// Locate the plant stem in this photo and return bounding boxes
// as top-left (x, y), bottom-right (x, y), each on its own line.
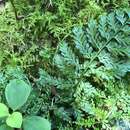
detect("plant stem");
top-left (9, 0), bottom-right (24, 20)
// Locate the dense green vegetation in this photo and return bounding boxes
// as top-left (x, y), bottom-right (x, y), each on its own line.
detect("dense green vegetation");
top-left (0, 0), bottom-right (130, 130)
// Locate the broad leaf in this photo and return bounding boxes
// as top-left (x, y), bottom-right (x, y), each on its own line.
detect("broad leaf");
top-left (23, 116), bottom-right (51, 130)
top-left (6, 112), bottom-right (22, 128)
top-left (0, 103), bottom-right (9, 118)
top-left (5, 79), bottom-right (31, 110)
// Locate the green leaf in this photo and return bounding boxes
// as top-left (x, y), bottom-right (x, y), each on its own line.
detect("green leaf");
top-left (5, 79), bottom-right (31, 110)
top-left (6, 112), bottom-right (22, 128)
top-left (0, 103), bottom-right (9, 118)
top-left (23, 116), bottom-right (51, 130)
top-left (0, 124), bottom-right (13, 130)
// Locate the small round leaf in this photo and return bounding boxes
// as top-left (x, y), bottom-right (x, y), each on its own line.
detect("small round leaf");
top-left (0, 103), bottom-right (9, 118)
top-left (23, 116), bottom-right (51, 130)
top-left (5, 79), bottom-right (31, 110)
top-left (6, 112), bottom-right (22, 128)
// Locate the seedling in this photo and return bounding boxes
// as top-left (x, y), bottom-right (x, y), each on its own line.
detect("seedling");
top-left (0, 79), bottom-right (51, 130)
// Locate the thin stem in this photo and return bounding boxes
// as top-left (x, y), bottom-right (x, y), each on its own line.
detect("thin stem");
top-left (10, 0), bottom-right (18, 20)
top-left (10, 0), bottom-right (24, 20)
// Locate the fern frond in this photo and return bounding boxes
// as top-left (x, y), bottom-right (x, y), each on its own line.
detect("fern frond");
top-left (37, 69), bottom-right (73, 90)
top-left (73, 27), bottom-right (93, 59)
top-left (54, 42), bottom-right (80, 78)
top-left (51, 10), bottom-right (130, 85)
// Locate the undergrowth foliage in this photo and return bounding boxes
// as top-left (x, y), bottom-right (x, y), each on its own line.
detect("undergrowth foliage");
top-left (0, 1), bottom-right (130, 130)
top-left (0, 0), bottom-right (104, 69)
top-left (0, 0), bottom-right (129, 70)
top-left (12, 0), bottom-right (104, 42)
top-left (32, 10), bottom-right (130, 129)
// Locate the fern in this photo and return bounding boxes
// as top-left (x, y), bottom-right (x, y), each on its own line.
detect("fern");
top-left (42, 9), bottom-right (130, 94)
top-left (36, 10), bottom-right (130, 129)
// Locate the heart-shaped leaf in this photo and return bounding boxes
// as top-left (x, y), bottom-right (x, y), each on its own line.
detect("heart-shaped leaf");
top-left (6, 112), bottom-right (22, 128)
top-left (5, 79), bottom-right (31, 110)
top-left (0, 124), bottom-right (13, 130)
top-left (0, 103), bottom-right (9, 118)
top-left (23, 116), bottom-right (51, 130)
